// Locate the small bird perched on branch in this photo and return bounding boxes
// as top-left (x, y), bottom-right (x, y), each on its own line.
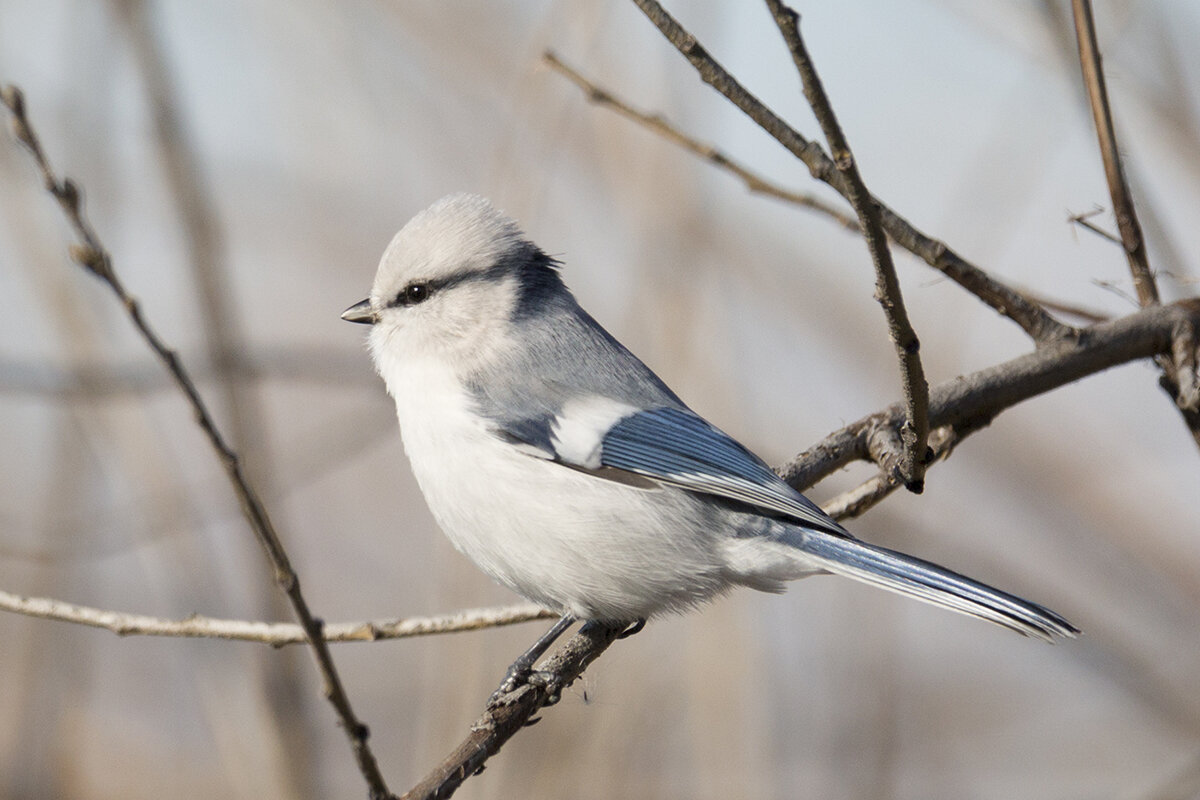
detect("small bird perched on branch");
top-left (343, 194), bottom-right (1076, 680)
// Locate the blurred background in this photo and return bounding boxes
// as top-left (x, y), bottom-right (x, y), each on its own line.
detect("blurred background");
top-left (1, 1), bottom-right (1198, 798)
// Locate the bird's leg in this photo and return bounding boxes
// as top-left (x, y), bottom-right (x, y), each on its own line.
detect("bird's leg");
top-left (490, 614), bottom-right (575, 703)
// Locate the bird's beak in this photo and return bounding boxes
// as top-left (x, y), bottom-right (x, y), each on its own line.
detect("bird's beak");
top-left (341, 298), bottom-right (376, 325)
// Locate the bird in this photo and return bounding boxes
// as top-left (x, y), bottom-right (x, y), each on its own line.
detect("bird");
top-left (342, 194), bottom-right (1077, 680)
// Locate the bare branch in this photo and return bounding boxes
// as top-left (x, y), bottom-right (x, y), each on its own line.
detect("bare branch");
top-left (400, 622), bottom-right (625, 800)
top-left (0, 84), bottom-right (396, 800)
top-left (778, 299), bottom-right (1200, 491)
top-left (628, 0), bottom-right (1074, 345)
top-left (542, 50), bottom-right (860, 231)
top-left (1017, 289), bottom-right (1111, 325)
top-left (1070, 0), bottom-right (1157, 306)
top-left (822, 426), bottom-right (959, 520)
top-left (0, 590), bottom-right (554, 644)
top-left (1070, 0), bottom-right (1200, 447)
top-left (764, 0), bottom-right (930, 492)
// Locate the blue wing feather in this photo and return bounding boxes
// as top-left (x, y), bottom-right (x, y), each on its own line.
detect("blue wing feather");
top-left (598, 407), bottom-right (845, 536)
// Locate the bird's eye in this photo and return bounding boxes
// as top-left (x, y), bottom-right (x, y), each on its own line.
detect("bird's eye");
top-left (398, 282), bottom-right (432, 306)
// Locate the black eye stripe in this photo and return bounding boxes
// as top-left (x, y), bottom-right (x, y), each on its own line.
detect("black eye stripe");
top-left (387, 264), bottom-right (511, 310)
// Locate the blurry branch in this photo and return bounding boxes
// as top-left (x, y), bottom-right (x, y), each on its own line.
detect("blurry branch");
top-left (1146, 751), bottom-right (1200, 800)
top-left (0, 590), bottom-right (553, 644)
top-left (116, 0), bottom-right (249, 436)
top-left (1017, 289), bottom-right (1111, 325)
top-left (0, 346), bottom-right (377, 398)
top-left (400, 622), bottom-right (625, 800)
top-left (541, 51), bottom-right (860, 231)
top-left (1070, 0), bottom-right (1200, 447)
top-left (764, 0), bottom-right (929, 492)
top-left (0, 85), bottom-right (395, 800)
top-left (628, 0), bottom-right (1073, 345)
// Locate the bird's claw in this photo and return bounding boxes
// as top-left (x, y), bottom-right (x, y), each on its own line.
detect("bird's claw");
top-left (487, 666), bottom-right (558, 708)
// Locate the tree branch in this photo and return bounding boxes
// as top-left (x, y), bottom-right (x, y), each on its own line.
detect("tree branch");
top-left (0, 590), bottom-right (553, 644)
top-left (1070, 0), bottom-right (1200, 447)
top-left (541, 50), bottom-right (860, 231)
top-left (764, 0), bottom-right (930, 491)
top-left (1070, 0), bottom-right (1156, 307)
top-left (628, 0), bottom-right (1074, 345)
top-left (399, 622), bottom-right (625, 800)
top-left (0, 84), bottom-right (396, 800)
top-left (778, 299), bottom-right (1200, 492)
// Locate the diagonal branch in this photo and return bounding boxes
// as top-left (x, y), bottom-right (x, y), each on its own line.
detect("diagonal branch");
top-left (542, 50), bottom-right (860, 231)
top-left (764, 0), bottom-right (930, 492)
top-left (628, 0), bottom-right (1074, 345)
top-left (400, 622), bottom-right (625, 800)
top-left (0, 84), bottom-right (396, 800)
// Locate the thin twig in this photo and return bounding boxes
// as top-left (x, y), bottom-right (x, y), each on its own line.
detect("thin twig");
top-left (764, 0), bottom-right (930, 492)
top-left (542, 50), bottom-right (860, 231)
top-left (1070, 0), bottom-right (1200, 446)
top-left (0, 84), bottom-right (396, 800)
top-left (1069, 206), bottom-right (1123, 246)
top-left (0, 590), bottom-right (554, 644)
top-left (1070, 0), bottom-right (1157, 306)
top-left (628, 0), bottom-right (1074, 345)
top-left (1017, 289), bottom-right (1111, 325)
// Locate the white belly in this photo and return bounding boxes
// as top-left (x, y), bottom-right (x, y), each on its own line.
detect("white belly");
top-left (386, 358), bottom-right (731, 621)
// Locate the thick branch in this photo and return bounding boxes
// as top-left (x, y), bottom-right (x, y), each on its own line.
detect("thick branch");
top-left (779, 299), bottom-right (1200, 491)
top-left (628, 0), bottom-right (1073, 345)
top-left (0, 84), bottom-right (395, 800)
top-left (765, 0), bottom-right (930, 491)
top-left (0, 590), bottom-right (553, 644)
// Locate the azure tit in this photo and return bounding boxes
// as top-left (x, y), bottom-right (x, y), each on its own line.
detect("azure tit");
top-left (343, 194), bottom-right (1076, 680)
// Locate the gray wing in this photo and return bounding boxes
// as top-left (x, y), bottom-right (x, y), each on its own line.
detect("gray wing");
top-left (596, 407), bottom-right (845, 535)
top-left (497, 401), bottom-right (846, 537)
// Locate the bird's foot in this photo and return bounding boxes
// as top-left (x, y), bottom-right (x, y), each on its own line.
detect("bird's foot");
top-left (487, 665), bottom-right (559, 708)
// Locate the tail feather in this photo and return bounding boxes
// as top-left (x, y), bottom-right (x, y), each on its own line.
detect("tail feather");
top-left (792, 529), bottom-right (1079, 642)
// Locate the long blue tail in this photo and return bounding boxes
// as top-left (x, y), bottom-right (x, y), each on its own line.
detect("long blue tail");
top-left (787, 527), bottom-right (1079, 641)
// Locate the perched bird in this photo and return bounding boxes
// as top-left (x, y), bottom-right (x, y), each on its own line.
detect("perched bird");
top-left (343, 194), bottom-right (1076, 670)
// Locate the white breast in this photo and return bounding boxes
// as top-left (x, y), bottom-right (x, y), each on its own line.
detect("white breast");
top-left (377, 353), bottom-right (734, 621)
